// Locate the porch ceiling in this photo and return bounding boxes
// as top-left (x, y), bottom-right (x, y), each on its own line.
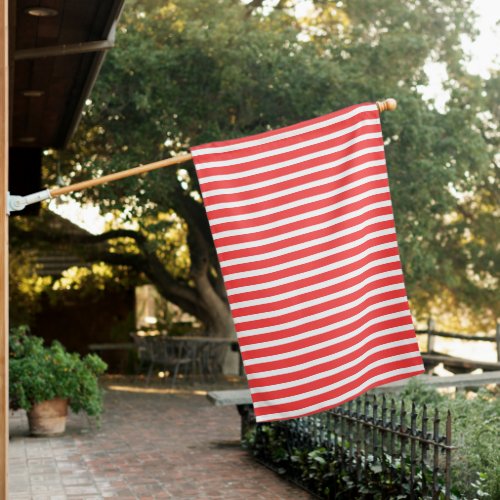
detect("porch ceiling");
top-left (10, 0), bottom-right (125, 150)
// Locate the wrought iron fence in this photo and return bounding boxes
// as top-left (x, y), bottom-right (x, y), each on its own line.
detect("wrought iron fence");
top-left (250, 394), bottom-right (453, 499)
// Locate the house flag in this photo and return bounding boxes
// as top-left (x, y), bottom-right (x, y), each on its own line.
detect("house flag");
top-left (191, 102), bottom-right (424, 422)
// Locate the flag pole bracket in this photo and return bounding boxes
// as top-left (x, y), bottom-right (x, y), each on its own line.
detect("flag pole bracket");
top-left (7, 189), bottom-right (52, 215)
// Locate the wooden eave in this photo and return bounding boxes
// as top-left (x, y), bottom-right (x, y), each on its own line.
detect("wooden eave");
top-left (10, 0), bottom-right (125, 150)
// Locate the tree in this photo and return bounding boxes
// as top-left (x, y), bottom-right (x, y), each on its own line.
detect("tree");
top-left (43, 0), bottom-right (498, 335)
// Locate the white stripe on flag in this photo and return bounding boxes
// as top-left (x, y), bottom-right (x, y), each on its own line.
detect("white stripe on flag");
top-left (230, 254), bottom-right (400, 308)
top-left (203, 143), bottom-right (381, 212)
top-left (247, 332), bottom-right (418, 380)
top-left (203, 159), bottom-right (386, 199)
top-left (204, 149), bottom-right (385, 208)
top-left (240, 311), bottom-right (412, 352)
top-left (244, 327), bottom-right (416, 367)
top-left (195, 119), bottom-right (380, 169)
top-left (211, 185), bottom-right (390, 240)
top-left (247, 328), bottom-right (417, 393)
top-left (222, 217), bottom-right (396, 270)
top-left (237, 293), bottom-right (408, 338)
top-left (254, 366), bottom-right (424, 421)
top-left (251, 351), bottom-right (422, 407)
top-left (240, 299), bottom-right (412, 354)
top-left (233, 270), bottom-right (403, 324)
top-left (226, 242), bottom-right (399, 292)
top-left (217, 200), bottom-right (393, 254)
top-left (192, 103), bottom-right (377, 157)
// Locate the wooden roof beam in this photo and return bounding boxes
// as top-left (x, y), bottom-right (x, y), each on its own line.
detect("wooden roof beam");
top-left (14, 39), bottom-right (115, 60)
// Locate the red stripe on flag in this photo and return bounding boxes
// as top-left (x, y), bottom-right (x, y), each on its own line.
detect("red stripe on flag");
top-left (248, 342), bottom-right (421, 402)
top-left (252, 357), bottom-right (424, 421)
top-left (225, 233), bottom-right (398, 286)
top-left (191, 102), bottom-right (424, 422)
top-left (194, 110), bottom-right (381, 165)
top-left (237, 301), bottom-right (413, 349)
top-left (196, 130), bottom-right (383, 181)
top-left (205, 161), bottom-right (389, 217)
top-left (229, 262), bottom-right (404, 318)
top-left (216, 206), bottom-right (396, 261)
top-left (242, 321), bottom-right (415, 388)
top-left (241, 314), bottom-right (415, 361)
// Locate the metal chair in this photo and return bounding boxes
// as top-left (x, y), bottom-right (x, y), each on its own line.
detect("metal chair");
top-left (130, 333), bottom-right (192, 386)
top-left (159, 337), bottom-right (193, 386)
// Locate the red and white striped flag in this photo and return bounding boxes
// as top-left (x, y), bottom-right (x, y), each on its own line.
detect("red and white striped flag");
top-left (191, 102), bottom-right (424, 422)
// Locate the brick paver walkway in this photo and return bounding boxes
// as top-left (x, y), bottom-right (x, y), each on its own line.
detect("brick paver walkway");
top-left (9, 378), bottom-right (311, 499)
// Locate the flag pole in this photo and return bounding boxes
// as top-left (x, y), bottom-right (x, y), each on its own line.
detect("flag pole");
top-left (50, 153), bottom-right (193, 197)
top-left (8, 98), bottom-right (397, 212)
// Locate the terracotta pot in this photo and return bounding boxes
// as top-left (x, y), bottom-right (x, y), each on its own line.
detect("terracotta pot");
top-left (27, 397), bottom-right (68, 436)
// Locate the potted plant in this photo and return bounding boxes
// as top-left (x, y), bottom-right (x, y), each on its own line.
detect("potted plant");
top-left (9, 326), bottom-right (107, 436)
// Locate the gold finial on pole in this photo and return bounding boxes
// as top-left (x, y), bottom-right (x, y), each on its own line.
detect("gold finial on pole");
top-left (376, 98), bottom-right (397, 113)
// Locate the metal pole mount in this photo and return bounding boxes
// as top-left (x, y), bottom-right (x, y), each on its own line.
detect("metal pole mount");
top-left (7, 189), bottom-right (52, 215)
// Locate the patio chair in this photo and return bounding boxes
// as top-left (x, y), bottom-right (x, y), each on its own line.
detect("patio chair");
top-left (199, 342), bottom-right (227, 380)
top-left (159, 337), bottom-right (193, 386)
top-left (130, 333), bottom-right (192, 386)
top-left (130, 332), bottom-right (154, 375)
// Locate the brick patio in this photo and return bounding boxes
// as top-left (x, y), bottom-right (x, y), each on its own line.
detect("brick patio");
top-left (8, 377), bottom-right (311, 499)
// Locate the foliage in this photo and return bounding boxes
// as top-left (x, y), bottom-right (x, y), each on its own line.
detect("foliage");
top-left (401, 381), bottom-right (500, 498)
top-left (9, 326), bottom-right (108, 417)
top-left (247, 422), bottom-right (447, 499)
top-left (9, 211), bottom-right (139, 329)
top-left (8, 249), bottom-right (52, 326)
top-left (42, 0), bottom-right (499, 330)
top-left (246, 383), bottom-right (500, 499)
top-left (400, 377), bottom-right (446, 406)
top-left (441, 390), bottom-right (500, 499)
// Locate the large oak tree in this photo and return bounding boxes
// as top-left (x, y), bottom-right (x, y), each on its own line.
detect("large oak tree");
top-left (40, 0), bottom-right (498, 335)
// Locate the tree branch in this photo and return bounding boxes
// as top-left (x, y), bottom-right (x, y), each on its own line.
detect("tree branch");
top-left (91, 229), bottom-right (147, 245)
top-left (10, 224), bottom-right (146, 249)
top-left (87, 246), bottom-right (212, 324)
top-left (89, 251), bottom-right (147, 269)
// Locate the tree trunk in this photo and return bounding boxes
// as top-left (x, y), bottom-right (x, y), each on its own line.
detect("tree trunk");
top-left (194, 271), bottom-right (235, 338)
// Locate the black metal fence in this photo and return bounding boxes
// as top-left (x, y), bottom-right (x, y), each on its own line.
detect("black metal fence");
top-left (250, 394), bottom-right (453, 499)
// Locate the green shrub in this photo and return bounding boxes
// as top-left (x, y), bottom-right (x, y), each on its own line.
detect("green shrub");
top-left (247, 383), bottom-right (499, 499)
top-left (402, 381), bottom-right (500, 499)
top-left (420, 389), bottom-right (500, 500)
top-left (248, 421), bottom-right (445, 499)
top-left (447, 391), bottom-right (500, 499)
top-left (9, 326), bottom-right (108, 418)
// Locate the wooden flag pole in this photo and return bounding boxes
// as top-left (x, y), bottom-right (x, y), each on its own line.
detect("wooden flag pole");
top-left (7, 99), bottom-right (397, 213)
top-left (50, 153), bottom-right (193, 197)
